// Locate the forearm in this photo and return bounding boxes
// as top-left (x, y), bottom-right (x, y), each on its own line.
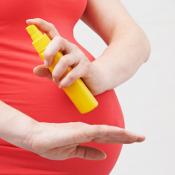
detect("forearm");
top-left (0, 100), bottom-right (38, 150)
top-left (93, 26), bottom-right (150, 89)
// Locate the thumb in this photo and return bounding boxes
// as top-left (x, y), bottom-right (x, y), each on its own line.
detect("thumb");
top-left (73, 146), bottom-right (107, 160)
top-left (33, 64), bottom-right (52, 79)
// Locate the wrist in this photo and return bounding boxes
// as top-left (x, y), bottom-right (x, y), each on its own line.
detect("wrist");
top-left (82, 59), bottom-right (113, 95)
top-left (0, 101), bottom-right (39, 150)
top-left (91, 59), bottom-right (114, 88)
top-left (92, 54), bottom-right (133, 89)
top-left (22, 120), bottom-right (40, 151)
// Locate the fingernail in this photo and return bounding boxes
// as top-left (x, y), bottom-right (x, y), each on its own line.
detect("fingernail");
top-left (52, 77), bottom-right (55, 81)
top-left (26, 19), bottom-right (31, 23)
top-left (59, 83), bottom-right (62, 88)
top-left (44, 60), bottom-right (49, 67)
top-left (53, 78), bottom-right (57, 83)
top-left (102, 153), bottom-right (107, 159)
top-left (26, 18), bottom-right (32, 21)
top-left (138, 136), bottom-right (146, 142)
top-left (95, 153), bottom-right (107, 160)
top-left (59, 80), bottom-right (67, 88)
top-left (53, 78), bottom-right (60, 86)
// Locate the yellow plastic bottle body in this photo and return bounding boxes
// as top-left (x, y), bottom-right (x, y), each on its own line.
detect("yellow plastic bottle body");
top-left (26, 25), bottom-right (98, 114)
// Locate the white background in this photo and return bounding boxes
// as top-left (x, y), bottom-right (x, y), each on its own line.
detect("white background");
top-left (74, 0), bottom-right (175, 174)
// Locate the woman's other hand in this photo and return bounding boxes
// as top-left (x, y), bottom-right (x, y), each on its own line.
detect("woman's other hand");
top-left (26, 18), bottom-right (108, 95)
top-left (24, 121), bottom-right (145, 160)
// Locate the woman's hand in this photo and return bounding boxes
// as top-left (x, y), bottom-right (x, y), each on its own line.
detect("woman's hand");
top-left (0, 101), bottom-right (144, 161)
top-left (24, 121), bottom-right (145, 160)
top-left (26, 18), bottom-right (109, 95)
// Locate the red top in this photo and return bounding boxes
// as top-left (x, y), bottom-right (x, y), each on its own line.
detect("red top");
top-left (0, 0), bottom-right (124, 174)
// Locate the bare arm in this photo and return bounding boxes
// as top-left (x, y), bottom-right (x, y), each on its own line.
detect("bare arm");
top-left (0, 100), bottom-right (37, 150)
top-left (81, 0), bottom-right (150, 87)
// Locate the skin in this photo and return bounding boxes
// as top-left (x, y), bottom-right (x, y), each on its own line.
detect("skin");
top-left (27, 0), bottom-right (150, 95)
top-left (0, 101), bottom-right (144, 160)
top-left (0, 0), bottom-right (150, 160)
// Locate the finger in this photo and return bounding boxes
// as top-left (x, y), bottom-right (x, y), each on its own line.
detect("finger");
top-left (94, 133), bottom-right (145, 144)
top-left (90, 125), bottom-right (145, 144)
top-left (33, 64), bottom-right (52, 79)
top-left (44, 36), bottom-right (73, 66)
top-left (52, 54), bottom-right (80, 84)
top-left (59, 62), bottom-right (86, 88)
top-left (73, 146), bottom-right (107, 160)
top-left (39, 145), bottom-right (106, 160)
top-left (38, 143), bottom-right (79, 160)
top-left (26, 18), bottom-right (59, 39)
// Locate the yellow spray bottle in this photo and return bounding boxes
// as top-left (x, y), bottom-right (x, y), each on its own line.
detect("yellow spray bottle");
top-left (25, 24), bottom-right (98, 114)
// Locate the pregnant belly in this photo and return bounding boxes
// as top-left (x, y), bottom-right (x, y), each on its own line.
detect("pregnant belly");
top-left (0, 43), bottom-right (125, 174)
top-left (0, 80), bottom-right (124, 175)
top-left (0, 73), bottom-right (125, 175)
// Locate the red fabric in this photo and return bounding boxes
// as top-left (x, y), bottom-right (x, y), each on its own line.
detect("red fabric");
top-left (0, 0), bottom-right (125, 174)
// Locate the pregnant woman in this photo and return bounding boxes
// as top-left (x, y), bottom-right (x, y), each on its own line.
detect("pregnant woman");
top-left (0, 0), bottom-right (150, 174)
